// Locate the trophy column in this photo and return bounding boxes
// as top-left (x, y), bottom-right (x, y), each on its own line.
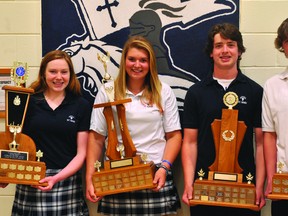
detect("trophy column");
top-left (0, 63), bottom-right (46, 186)
top-left (189, 92), bottom-right (259, 211)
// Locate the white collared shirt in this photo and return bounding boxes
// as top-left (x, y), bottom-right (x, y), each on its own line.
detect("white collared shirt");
top-left (262, 67), bottom-right (288, 171)
top-left (90, 82), bottom-right (181, 163)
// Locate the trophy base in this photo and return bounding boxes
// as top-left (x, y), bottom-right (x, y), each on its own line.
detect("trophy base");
top-left (0, 158), bottom-right (47, 186)
top-left (267, 194), bottom-right (288, 200)
top-left (189, 179), bottom-right (259, 211)
top-left (92, 156), bottom-right (157, 196)
top-left (267, 173), bottom-right (288, 200)
top-left (189, 199), bottom-right (259, 211)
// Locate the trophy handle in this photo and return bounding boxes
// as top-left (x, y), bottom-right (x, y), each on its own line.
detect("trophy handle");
top-left (94, 98), bottom-right (136, 160)
top-left (116, 104), bottom-right (136, 158)
top-left (103, 106), bottom-right (121, 160)
top-left (210, 120), bottom-right (221, 171)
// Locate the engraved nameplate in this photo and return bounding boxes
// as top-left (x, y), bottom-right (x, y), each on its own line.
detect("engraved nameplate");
top-left (110, 158), bottom-right (133, 169)
top-left (213, 172), bottom-right (238, 182)
top-left (0, 150), bottom-right (28, 161)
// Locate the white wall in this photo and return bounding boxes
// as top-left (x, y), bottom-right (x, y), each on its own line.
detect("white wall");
top-left (1, 0), bottom-right (287, 215)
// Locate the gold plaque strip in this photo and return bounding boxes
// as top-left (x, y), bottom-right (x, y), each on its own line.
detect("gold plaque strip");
top-left (213, 172), bottom-right (238, 182)
top-left (0, 150), bottom-right (29, 161)
top-left (110, 158), bottom-right (133, 169)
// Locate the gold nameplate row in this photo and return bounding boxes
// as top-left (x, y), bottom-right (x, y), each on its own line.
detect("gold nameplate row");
top-left (93, 161), bottom-right (156, 196)
top-left (190, 180), bottom-right (258, 211)
top-left (0, 158), bottom-right (46, 185)
top-left (267, 173), bottom-right (288, 200)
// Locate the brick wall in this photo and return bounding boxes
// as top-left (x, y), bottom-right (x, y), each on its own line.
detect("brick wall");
top-left (1, 1), bottom-right (287, 215)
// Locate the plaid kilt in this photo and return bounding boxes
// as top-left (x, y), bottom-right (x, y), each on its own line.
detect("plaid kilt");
top-left (98, 165), bottom-right (181, 216)
top-left (12, 169), bottom-right (88, 216)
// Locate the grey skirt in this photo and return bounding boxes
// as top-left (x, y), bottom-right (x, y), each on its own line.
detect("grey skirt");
top-left (12, 169), bottom-right (88, 216)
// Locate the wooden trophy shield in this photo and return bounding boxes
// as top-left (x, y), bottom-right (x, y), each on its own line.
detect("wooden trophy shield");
top-left (267, 162), bottom-right (288, 200)
top-left (189, 92), bottom-right (259, 211)
top-left (91, 53), bottom-right (156, 196)
top-left (0, 64), bottom-right (46, 186)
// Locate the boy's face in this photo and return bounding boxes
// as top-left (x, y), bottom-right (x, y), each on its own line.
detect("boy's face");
top-left (210, 33), bottom-right (241, 71)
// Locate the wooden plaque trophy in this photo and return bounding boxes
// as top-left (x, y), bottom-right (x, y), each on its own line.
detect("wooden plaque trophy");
top-left (92, 52), bottom-right (156, 196)
top-left (0, 62), bottom-right (46, 186)
top-left (267, 162), bottom-right (288, 200)
top-left (189, 92), bottom-right (259, 211)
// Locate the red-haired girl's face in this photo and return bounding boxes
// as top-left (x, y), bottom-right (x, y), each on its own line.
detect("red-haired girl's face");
top-left (45, 59), bottom-right (70, 93)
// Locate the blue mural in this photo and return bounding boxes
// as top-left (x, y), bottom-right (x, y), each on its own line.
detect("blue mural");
top-left (42, 0), bottom-right (239, 114)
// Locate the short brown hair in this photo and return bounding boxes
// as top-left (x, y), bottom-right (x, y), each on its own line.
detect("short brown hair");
top-left (205, 23), bottom-right (246, 60)
top-left (275, 18), bottom-right (288, 52)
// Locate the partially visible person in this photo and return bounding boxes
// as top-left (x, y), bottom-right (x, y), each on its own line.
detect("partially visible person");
top-left (262, 18), bottom-right (288, 216)
top-left (182, 23), bottom-right (266, 216)
top-left (12, 50), bottom-right (90, 215)
top-left (86, 36), bottom-right (182, 215)
top-left (0, 183), bottom-right (7, 188)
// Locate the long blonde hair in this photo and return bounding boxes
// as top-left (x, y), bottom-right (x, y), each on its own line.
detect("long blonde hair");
top-left (114, 36), bottom-right (163, 113)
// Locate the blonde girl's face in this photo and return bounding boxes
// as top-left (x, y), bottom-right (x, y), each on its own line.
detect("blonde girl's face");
top-left (125, 47), bottom-right (150, 82)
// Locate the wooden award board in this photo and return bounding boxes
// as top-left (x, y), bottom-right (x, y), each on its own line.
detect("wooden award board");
top-left (189, 92), bottom-right (259, 211)
top-left (0, 85), bottom-right (46, 186)
top-left (92, 99), bottom-right (157, 196)
top-left (0, 130), bottom-right (46, 186)
top-left (267, 172), bottom-right (288, 200)
top-left (93, 155), bottom-right (156, 196)
top-left (191, 179), bottom-right (257, 210)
